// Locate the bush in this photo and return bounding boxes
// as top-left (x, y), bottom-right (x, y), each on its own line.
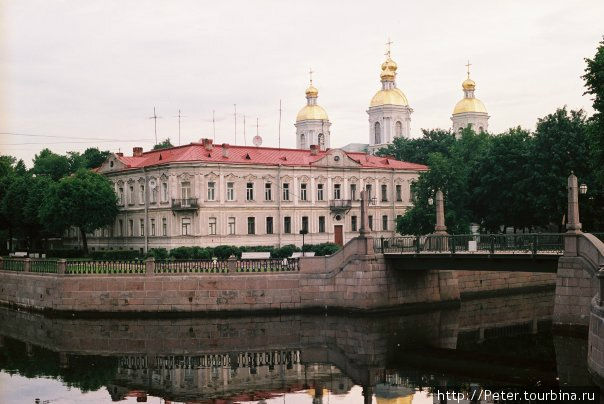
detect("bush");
top-left (147, 248), bottom-right (169, 260)
top-left (273, 244), bottom-right (300, 259)
top-left (212, 245), bottom-right (240, 259)
top-left (90, 250), bottom-right (141, 260)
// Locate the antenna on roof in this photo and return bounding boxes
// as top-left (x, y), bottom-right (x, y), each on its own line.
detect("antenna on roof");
top-left (234, 104), bottom-right (237, 145)
top-left (174, 109), bottom-right (186, 146)
top-left (212, 110), bottom-right (216, 141)
top-left (243, 114), bottom-right (247, 146)
top-left (278, 99), bottom-right (282, 150)
top-left (148, 107), bottom-right (162, 145)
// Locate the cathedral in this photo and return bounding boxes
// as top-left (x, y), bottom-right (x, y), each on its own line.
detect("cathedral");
top-left (294, 49), bottom-right (490, 153)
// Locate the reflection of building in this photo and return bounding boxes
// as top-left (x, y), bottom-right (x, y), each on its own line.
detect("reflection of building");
top-left (110, 351), bottom-right (354, 403)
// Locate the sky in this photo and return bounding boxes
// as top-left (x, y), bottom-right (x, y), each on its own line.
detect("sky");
top-left (1, 0), bottom-right (603, 165)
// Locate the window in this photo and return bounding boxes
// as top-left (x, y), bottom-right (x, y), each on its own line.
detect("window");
top-left (282, 183), bottom-right (290, 201)
top-left (334, 184), bottom-right (341, 200)
top-left (118, 187), bottom-right (124, 205)
top-left (350, 184), bottom-right (357, 200)
top-left (284, 216), bottom-right (291, 234)
top-left (139, 184), bottom-right (145, 204)
top-left (395, 121), bottom-right (402, 137)
top-left (366, 184), bottom-right (372, 199)
top-left (128, 219), bottom-right (134, 236)
top-left (265, 183), bottom-right (272, 201)
top-left (381, 184), bottom-right (388, 202)
top-left (228, 217), bottom-right (236, 235)
top-left (226, 182), bottom-right (234, 201)
top-left (118, 219), bottom-right (124, 236)
top-left (396, 184), bottom-right (402, 202)
top-left (300, 183), bottom-right (307, 201)
top-left (300, 133), bottom-right (307, 149)
top-left (317, 184), bottom-right (324, 201)
top-left (150, 186), bottom-right (157, 203)
top-left (318, 216), bottom-right (325, 233)
top-left (351, 216), bottom-right (358, 232)
top-left (301, 216), bottom-right (309, 233)
top-left (129, 186), bottom-right (135, 205)
top-left (150, 219), bottom-right (156, 236)
top-left (207, 181), bottom-right (215, 201)
top-left (140, 219), bottom-right (145, 236)
top-left (247, 217), bottom-right (255, 234)
top-left (382, 215), bottom-right (388, 230)
top-left (161, 182), bottom-right (168, 202)
top-left (368, 215), bottom-right (373, 231)
top-left (318, 133), bottom-right (325, 149)
top-left (409, 182), bottom-right (415, 202)
top-left (246, 182), bottom-right (254, 201)
top-left (162, 218), bottom-right (167, 236)
top-left (209, 217), bottom-right (217, 235)
top-left (266, 217), bottom-right (274, 234)
top-left (181, 218), bottom-right (191, 235)
top-left (181, 181), bottom-right (191, 199)
top-left (374, 122), bottom-right (381, 144)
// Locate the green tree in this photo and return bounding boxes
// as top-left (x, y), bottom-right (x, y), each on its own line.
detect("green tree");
top-left (470, 128), bottom-right (535, 232)
top-left (39, 169), bottom-right (118, 253)
top-left (529, 107), bottom-right (591, 230)
top-left (583, 36), bottom-right (604, 186)
top-left (377, 129), bottom-right (455, 164)
top-left (32, 148), bottom-right (71, 181)
top-left (153, 138), bottom-right (174, 150)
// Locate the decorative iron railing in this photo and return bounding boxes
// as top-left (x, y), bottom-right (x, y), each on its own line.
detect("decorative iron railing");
top-left (375, 233), bottom-right (565, 255)
top-left (3, 259), bottom-right (25, 271)
top-left (238, 258), bottom-right (299, 272)
top-left (30, 259), bottom-right (58, 273)
top-left (65, 260), bottom-right (145, 274)
top-left (156, 259), bottom-right (228, 273)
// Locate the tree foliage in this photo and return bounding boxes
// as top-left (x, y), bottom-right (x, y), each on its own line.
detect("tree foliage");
top-left (153, 138), bottom-right (174, 150)
top-left (583, 36), bottom-right (604, 185)
top-left (39, 169), bottom-right (118, 253)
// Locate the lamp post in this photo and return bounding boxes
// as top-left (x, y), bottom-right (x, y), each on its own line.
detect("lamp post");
top-left (299, 229), bottom-right (308, 256)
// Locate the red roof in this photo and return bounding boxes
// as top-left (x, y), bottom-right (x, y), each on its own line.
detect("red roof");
top-left (115, 142), bottom-right (428, 171)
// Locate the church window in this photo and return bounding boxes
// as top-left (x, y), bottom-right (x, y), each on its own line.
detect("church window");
top-left (300, 133), bottom-right (307, 149)
top-left (318, 133), bottom-right (325, 149)
top-left (395, 121), bottom-right (402, 137)
top-left (374, 122), bottom-right (381, 144)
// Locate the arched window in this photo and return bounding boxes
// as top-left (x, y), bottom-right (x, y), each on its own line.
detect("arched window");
top-left (300, 133), bottom-right (307, 149)
top-left (318, 133), bottom-right (325, 150)
top-left (395, 121), bottom-right (402, 137)
top-left (374, 122), bottom-right (381, 144)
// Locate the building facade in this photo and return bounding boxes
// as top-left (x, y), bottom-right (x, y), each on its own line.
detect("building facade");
top-left (71, 140), bottom-right (427, 253)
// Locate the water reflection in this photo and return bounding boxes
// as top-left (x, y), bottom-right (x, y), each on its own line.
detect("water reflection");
top-left (0, 289), bottom-right (594, 403)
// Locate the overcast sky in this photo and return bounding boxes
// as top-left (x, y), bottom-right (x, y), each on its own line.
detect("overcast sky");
top-left (1, 0), bottom-right (603, 165)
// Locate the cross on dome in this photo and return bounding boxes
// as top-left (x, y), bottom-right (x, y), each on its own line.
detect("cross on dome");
top-left (309, 67), bottom-right (314, 85)
top-left (465, 60), bottom-right (472, 79)
top-left (385, 37), bottom-right (393, 58)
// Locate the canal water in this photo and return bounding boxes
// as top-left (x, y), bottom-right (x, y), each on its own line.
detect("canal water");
top-left (0, 289), bottom-right (595, 403)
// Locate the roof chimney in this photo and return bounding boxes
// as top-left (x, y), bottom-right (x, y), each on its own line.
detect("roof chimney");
top-left (222, 143), bottom-right (229, 158)
top-left (133, 147), bottom-right (143, 157)
top-left (201, 138), bottom-right (214, 151)
top-left (116, 152), bottom-right (123, 157)
top-left (310, 144), bottom-right (319, 156)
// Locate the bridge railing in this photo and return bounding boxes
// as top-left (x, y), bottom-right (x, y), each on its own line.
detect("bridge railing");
top-left (375, 233), bottom-right (565, 255)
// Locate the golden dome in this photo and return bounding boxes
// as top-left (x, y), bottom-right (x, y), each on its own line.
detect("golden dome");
top-left (453, 97), bottom-right (487, 114)
top-left (370, 88), bottom-right (408, 107)
top-left (306, 85), bottom-right (319, 97)
top-left (296, 104), bottom-right (329, 121)
top-left (380, 57), bottom-right (397, 80)
top-left (376, 396), bottom-right (413, 404)
top-left (462, 78), bottom-right (476, 90)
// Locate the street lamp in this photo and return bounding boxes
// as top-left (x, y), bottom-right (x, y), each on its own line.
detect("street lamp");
top-left (428, 197), bottom-right (434, 206)
top-left (299, 229), bottom-right (308, 256)
top-left (580, 183), bottom-right (588, 195)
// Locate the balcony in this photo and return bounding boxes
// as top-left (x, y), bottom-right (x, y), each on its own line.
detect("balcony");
top-left (171, 198), bottom-right (199, 211)
top-left (329, 199), bottom-right (352, 213)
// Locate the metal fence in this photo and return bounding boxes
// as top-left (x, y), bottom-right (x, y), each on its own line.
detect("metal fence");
top-left (65, 260), bottom-right (146, 274)
top-left (30, 259), bottom-right (58, 273)
top-left (156, 259), bottom-right (228, 274)
top-left (376, 233), bottom-right (565, 255)
top-left (238, 258), bottom-right (299, 272)
top-left (3, 259), bottom-right (25, 271)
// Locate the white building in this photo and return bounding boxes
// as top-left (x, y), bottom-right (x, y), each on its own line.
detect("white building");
top-left (74, 140), bottom-right (427, 253)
